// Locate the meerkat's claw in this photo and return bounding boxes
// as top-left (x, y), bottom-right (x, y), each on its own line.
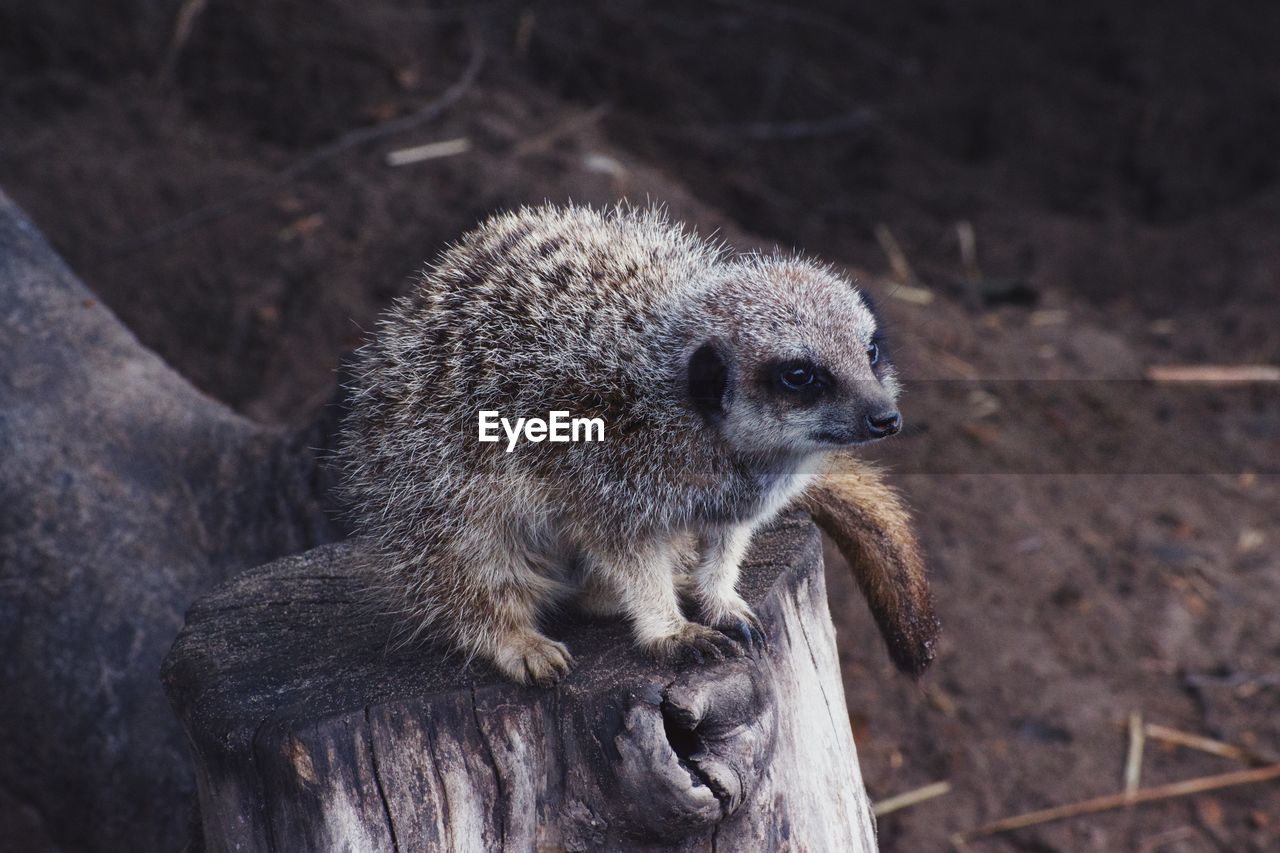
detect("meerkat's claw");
top-left (727, 617), bottom-right (767, 655)
top-left (725, 616), bottom-right (768, 655)
top-left (495, 634), bottom-right (574, 687)
top-left (646, 622), bottom-right (743, 667)
top-left (697, 598), bottom-right (767, 654)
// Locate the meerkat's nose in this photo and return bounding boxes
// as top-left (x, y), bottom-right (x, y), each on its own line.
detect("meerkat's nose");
top-left (866, 410), bottom-right (902, 438)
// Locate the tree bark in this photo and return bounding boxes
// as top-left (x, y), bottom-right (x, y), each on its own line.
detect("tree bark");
top-left (163, 516), bottom-right (877, 851)
top-left (0, 189), bottom-right (338, 852)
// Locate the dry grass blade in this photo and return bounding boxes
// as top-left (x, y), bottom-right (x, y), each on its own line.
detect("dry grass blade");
top-left (874, 224), bottom-right (922, 290)
top-left (873, 781), bottom-right (952, 817)
top-left (1146, 365), bottom-right (1280, 383)
top-left (386, 138), bottom-right (471, 167)
top-left (956, 220), bottom-right (981, 283)
top-left (513, 8), bottom-right (536, 58)
top-left (1124, 711), bottom-right (1145, 795)
top-left (887, 284), bottom-right (935, 305)
top-left (157, 0), bottom-right (209, 80)
top-left (1144, 723), bottom-right (1263, 765)
top-left (951, 762), bottom-right (1280, 846)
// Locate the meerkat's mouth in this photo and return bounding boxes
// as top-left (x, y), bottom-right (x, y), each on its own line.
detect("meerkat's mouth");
top-left (811, 431), bottom-right (872, 446)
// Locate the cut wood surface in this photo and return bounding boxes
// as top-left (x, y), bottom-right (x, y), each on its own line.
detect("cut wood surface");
top-left (163, 516), bottom-right (877, 852)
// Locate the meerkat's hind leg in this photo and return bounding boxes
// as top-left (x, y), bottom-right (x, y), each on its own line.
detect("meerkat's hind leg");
top-left (438, 538), bottom-right (575, 687)
top-left (575, 570), bottom-right (626, 618)
top-left (486, 629), bottom-right (573, 687)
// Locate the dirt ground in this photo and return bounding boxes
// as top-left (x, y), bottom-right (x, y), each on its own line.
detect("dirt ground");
top-left (2, 1), bottom-right (1277, 849)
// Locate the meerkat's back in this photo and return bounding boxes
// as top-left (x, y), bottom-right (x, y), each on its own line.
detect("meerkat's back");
top-left (401, 206), bottom-right (722, 413)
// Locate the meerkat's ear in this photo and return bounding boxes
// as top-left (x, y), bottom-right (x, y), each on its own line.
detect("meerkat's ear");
top-left (687, 341), bottom-right (730, 419)
top-left (796, 456), bottom-right (939, 677)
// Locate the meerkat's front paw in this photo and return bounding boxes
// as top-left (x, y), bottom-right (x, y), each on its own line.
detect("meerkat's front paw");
top-left (492, 633), bottom-right (574, 687)
top-left (695, 595), bottom-right (767, 654)
top-left (643, 622), bottom-right (744, 667)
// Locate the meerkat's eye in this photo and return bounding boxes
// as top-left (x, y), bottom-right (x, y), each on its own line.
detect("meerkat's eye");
top-left (778, 362), bottom-right (818, 391)
top-left (867, 342), bottom-right (880, 366)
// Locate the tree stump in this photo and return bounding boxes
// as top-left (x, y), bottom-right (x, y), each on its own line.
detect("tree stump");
top-left (163, 515), bottom-right (877, 851)
top-left (0, 188), bottom-right (338, 852)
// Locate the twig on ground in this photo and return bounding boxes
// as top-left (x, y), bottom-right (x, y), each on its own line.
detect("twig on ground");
top-left (1146, 365), bottom-right (1280, 383)
top-left (951, 762), bottom-right (1280, 846)
top-left (873, 781), bottom-right (952, 817)
top-left (157, 0), bottom-right (208, 80)
top-left (886, 283), bottom-right (935, 305)
top-left (1144, 723), bottom-right (1265, 766)
top-left (875, 226), bottom-right (935, 304)
top-left (114, 32), bottom-right (485, 253)
top-left (874, 224), bottom-right (928, 297)
top-left (1124, 711), bottom-right (1145, 795)
top-left (956, 220), bottom-right (981, 283)
top-left (386, 137), bottom-right (471, 167)
top-left (513, 8), bottom-right (536, 59)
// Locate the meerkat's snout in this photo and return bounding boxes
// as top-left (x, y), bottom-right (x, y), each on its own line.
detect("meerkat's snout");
top-left (846, 383), bottom-right (903, 442)
top-left (812, 404), bottom-right (901, 446)
top-left (806, 377), bottom-right (902, 447)
top-left (865, 409), bottom-right (902, 438)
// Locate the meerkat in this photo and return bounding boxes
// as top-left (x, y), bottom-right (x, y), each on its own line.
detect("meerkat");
top-left (339, 204), bottom-right (938, 685)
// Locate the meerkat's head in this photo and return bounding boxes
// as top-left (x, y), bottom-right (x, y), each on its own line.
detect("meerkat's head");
top-left (686, 255), bottom-right (901, 460)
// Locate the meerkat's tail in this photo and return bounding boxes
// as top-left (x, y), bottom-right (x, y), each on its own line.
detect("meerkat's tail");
top-left (796, 457), bottom-right (940, 677)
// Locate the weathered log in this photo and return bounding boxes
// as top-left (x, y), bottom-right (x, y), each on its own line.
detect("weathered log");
top-left (163, 516), bottom-right (877, 851)
top-left (0, 189), bottom-right (338, 851)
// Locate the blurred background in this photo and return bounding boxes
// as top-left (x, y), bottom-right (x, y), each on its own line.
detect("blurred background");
top-left (2, 1), bottom-right (1277, 849)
